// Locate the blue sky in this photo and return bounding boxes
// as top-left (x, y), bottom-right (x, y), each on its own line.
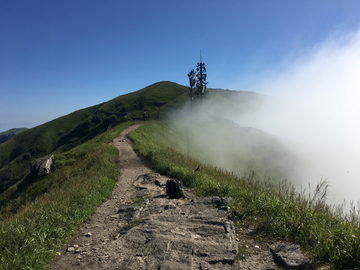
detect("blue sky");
top-left (1, 0), bottom-right (360, 132)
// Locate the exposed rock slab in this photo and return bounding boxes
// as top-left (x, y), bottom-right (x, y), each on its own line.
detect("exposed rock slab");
top-left (30, 154), bottom-right (54, 176)
top-left (115, 196), bottom-right (238, 269)
top-left (50, 173), bottom-right (240, 269)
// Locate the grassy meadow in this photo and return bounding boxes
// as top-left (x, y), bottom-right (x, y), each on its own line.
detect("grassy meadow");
top-left (129, 121), bottom-right (360, 269)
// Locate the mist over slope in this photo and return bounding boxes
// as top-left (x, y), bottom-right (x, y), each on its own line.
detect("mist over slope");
top-left (169, 118), bottom-right (305, 182)
top-left (167, 89), bottom-right (308, 183)
top-left (214, 30), bottom-right (360, 207)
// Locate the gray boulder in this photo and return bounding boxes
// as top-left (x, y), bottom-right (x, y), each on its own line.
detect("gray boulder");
top-left (30, 154), bottom-right (54, 176)
top-left (270, 243), bottom-right (311, 268)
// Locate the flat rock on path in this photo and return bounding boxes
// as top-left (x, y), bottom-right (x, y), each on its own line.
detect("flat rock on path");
top-left (50, 124), bottom-right (303, 270)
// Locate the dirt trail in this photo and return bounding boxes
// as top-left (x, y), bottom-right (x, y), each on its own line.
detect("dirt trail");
top-left (49, 124), bottom-right (152, 269)
top-left (49, 124), bottom-right (285, 270)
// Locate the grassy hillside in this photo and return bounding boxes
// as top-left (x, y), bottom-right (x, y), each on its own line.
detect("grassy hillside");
top-left (0, 81), bottom-right (283, 269)
top-left (0, 122), bottom-right (133, 270)
top-left (0, 81), bottom-right (188, 195)
top-left (0, 105), bottom-right (99, 194)
top-left (4, 119), bottom-right (358, 269)
top-left (3, 117), bottom-right (359, 269)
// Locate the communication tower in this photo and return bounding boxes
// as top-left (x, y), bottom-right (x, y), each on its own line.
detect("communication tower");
top-left (188, 50), bottom-right (208, 107)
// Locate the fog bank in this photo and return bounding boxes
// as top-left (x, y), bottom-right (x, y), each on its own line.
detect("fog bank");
top-left (234, 30), bottom-right (360, 207)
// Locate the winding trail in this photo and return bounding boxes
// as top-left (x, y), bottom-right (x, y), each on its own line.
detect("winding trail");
top-left (49, 124), bottom-right (279, 270)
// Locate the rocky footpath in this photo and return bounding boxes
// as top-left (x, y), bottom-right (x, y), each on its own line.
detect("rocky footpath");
top-left (49, 124), bottom-right (311, 270)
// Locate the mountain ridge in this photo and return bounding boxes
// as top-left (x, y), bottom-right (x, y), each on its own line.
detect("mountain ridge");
top-left (0, 128), bottom-right (28, 144)
top-left (0, 81), bottom-right (190, 195)
top-left (0, 81), bottom-right (265, 196)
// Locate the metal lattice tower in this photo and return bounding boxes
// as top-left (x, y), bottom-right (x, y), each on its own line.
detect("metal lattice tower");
top-left (188, 50), bottom-right (207, 106)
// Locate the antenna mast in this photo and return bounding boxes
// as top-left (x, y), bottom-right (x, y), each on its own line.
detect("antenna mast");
top-left (188, 50), bottom-right (208, 105)
top-left (196, 50), bottom-right (207, 99)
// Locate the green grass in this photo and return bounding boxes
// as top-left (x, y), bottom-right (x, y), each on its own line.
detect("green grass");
top-left (129, 121), bottom-right (360, 269)
top-left (101, 81), bottom-right (188, 120)
top-left (0, 122), bottom-right (133, 270)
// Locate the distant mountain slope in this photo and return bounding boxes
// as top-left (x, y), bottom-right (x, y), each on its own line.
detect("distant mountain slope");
top-left (0, 128), bottom-right (28, 144)
top-left (0, 81), bottom-right (187, 195)
top-left (207, 88), bottom-right (267, 117)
